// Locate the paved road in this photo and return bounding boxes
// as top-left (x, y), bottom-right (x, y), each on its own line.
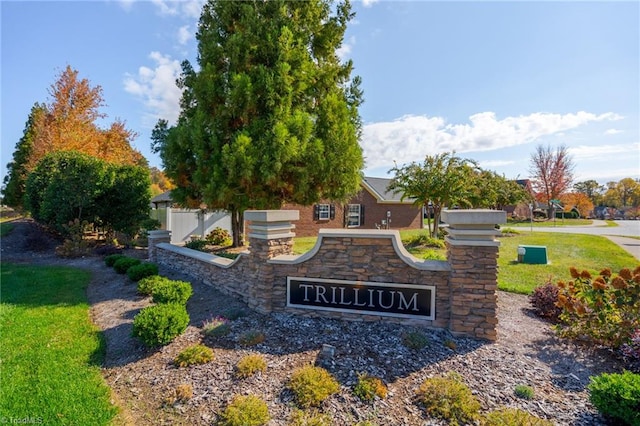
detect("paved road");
top-left (523, 219), bottom-right (640, 261)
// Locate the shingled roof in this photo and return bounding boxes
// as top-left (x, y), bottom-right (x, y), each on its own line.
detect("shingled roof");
top-left (361, 176), bottom-right (414, 204)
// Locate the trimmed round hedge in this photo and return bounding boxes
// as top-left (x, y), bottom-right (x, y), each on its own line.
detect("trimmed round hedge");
top-left (132, 303), bottom-right (190, 347)
top-left (113, 257), bottom-right (141, 274)
top-left (151, 279), bottom-right (193, 305)
top-left (127, 262), bottom-right (159, 282)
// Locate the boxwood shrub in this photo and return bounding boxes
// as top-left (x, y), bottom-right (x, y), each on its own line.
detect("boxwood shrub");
top-left (152, 279), bottom-right (193, 305)
top-left (132, 303), bottom-right (190, 347)
top-left (113, 257), bottom-right (141, 274)
top-left (104, 253), bottom-right (126, 267)
top-left (588, 371), bottom-right (640, 426)
top-left (137, 275), bottom-right (172, 296)
top-left (127, 262), bottom-right (159, 282)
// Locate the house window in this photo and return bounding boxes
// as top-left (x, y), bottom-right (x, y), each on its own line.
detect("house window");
top-left (318, 204), bottom-right (330, 220)
top-left (347, 204), bottom-right (361, 227)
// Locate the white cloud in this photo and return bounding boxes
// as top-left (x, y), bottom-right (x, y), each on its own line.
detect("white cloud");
top-left (337, 36), bottom-right (355, 61)
top-left (123, 52), bottom-right (183, 126)
top-left (568, 142), bottom-right (640, 160)
top-left (361, 111), bottom-right (623, 169)
top-left (479, 159), bottom-right (516, 168)
top-left (177, 25), bottom-right (192, 45)
top-left (604, 128), bottom-right (623, 135)
top-left (151, 0), bottom-right (203, 18)
top-left (362, 0), bottom-right (380, 7)
top-left (117, 0), bottom-right (135, 12)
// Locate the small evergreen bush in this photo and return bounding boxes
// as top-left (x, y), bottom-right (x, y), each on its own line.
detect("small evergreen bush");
top-left (104, 253), bottom-right (126, 267)
top-left (174, 344), bottom-right (214, 367)
top-left (184, 239), bottom-right (208, 252)
top-left (113, 256), bottom-right (141, 274)
top-left (137, 275), bottom-right (171, 296)
top-left (353, 372), bottom-right (388, 402)
top-left (223, 307), bottom-right (247, 320)
top-left (514, 384), bottom-right (534, 400)
top-left (588, 371), bottom-right (640, 426)
top-left (484, 408), bottom-right (554, 425)
top-left (174, 383), bottom-right (193, 403)
top-left (127, 262), bottom-right (159, 282)
top-left (151, 279), bottom-right (193, 305)
top-left (402, 330), bottom-right (429, 350)
top-left (218, 394), bottom-right (270, 426)
top-left (132, 303), bottom-right (189, 347)
top-left (203, 316), bottom-right (231, 337)
top-left (529, 282), bottom-right (561, 322)
top-left (415, 372), bottom-right (481, 426)
top-left (236, 353), bottom-right (267, 378)
top-left (288, 365), bottom-right (340, 407)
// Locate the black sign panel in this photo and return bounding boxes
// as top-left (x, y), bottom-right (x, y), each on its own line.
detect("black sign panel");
top-left (287, 277), bottom-right (435, 320)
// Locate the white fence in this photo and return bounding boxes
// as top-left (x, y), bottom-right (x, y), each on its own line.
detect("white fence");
top-left (150, 208), bottom-right (231, 244)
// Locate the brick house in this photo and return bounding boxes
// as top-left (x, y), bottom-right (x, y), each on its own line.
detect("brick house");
top-left (282, 176), bottom-right (423, 237)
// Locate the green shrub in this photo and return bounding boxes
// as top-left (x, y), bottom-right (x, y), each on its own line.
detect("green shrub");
top-left (223, 307), bottom-right (247, 320)
top-left (239, 330), bottom-right (265, 346)
top-left (588, 371), bottom-right (640, 426)
top-left (137, 275), bottom-right (171, 296)
top-left (132, 303), bottom-right (189, 347)
top-left (402, 330), bottom-right (429, 350)
top-left (483, 408), bottom-right (554, 425)
top-left (289, 409), bottom-right (332, 426)
top-left (514, 384), bottom-right (534, 400)
top-left (288, 365), bottom-right (340, 408)
top-left (218, 394), bottom-right (270, 426)
top-left (353, 372), bottom-right (387, 402)
top-left (203, 316), bottom-right (231, 337)
top-left (105, 253), bottom-right (126, 267)
top-left (415, 372), bottom-right (481, 426)
top-left (402, 233), bottom-right (445, 249)
top-left (113, 257), bottom-right (141, 274)
top-left (556, 266), bottom-right (640, 348)
top-left (206, 227), bottom-right (232, 245)
top-left (184, 239), bottom-right (208, 252)
top-left (174, 344), bottom-right (214, 367)
top-left (236, 353), bottom-right (267, 378)
top-left (152, 279), bottom-right (193, 305)
top-left (126, 262), bottom-right (159, 282)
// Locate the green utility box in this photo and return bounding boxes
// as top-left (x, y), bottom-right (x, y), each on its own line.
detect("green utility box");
top-left (517, 245), bottom-right (548, 264)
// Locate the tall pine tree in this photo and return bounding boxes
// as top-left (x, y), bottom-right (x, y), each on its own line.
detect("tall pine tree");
top-left (156, 0), bottom-right (364, 246)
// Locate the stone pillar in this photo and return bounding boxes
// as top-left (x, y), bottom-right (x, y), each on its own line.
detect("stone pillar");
top-left (442, 209), bottom-right (506, 341)
top-left (244, 210), bottom-right (299, 313)
top-left (148, 230), bottom-right (171, 263)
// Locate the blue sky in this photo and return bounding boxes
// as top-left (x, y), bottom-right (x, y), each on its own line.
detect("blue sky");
top-left (2, 0), bottom-right (639, 186)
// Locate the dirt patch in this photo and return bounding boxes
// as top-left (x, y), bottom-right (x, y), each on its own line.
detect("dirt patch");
top-left (1, 218), bottom-right (626, 425)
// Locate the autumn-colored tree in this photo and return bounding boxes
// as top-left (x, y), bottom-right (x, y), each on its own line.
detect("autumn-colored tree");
top-left (603, 178), bottom-right (640, 208)
top-left (25, 65), bottom-right (144, 172)
top-left (529, 144), bottom-right (574, 217)
top-left (149, 166), bottom-right (176, 197)
top-left (560, 192), bottom-right (594, 218)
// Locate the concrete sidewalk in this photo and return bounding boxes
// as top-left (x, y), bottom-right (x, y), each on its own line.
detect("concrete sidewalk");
top-left (603, 235), bottom-right (640, 261)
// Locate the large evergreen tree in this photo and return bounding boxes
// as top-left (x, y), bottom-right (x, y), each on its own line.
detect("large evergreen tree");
top-left (155, 0), bottom-right (364, 246)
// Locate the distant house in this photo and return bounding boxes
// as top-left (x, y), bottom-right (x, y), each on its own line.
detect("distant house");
top-left (504, 179), bottom-right (540, 219)
top-left (151, 176), bottom-right (423, 241)
top-left (281, 176), bottom-right (423, 237)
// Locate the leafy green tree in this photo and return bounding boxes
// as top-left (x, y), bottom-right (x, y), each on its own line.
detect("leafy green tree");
top-left (98, 164), bottom-right (152, 239)
top-left (388, 152), bottom-right (478, 238)
top-left (573, 180), bottom-right (605, 206)
top-left (25, 151), bottom-right (151, 239)
top-left (25, 151), bottom-right (108, 235)
top-left (155, 0), bottom-right (364, 246)
top-left (2, 103), bottom-right (47, 208)
top-left (469, 170), bottom-right (529, 210)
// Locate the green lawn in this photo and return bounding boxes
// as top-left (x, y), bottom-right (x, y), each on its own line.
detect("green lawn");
top-left (497, 232), bottom-right (637, 294)
top-left (293, 230), bottom-right (638, 295)
top-left (0, 263), bottom-right (118, 425)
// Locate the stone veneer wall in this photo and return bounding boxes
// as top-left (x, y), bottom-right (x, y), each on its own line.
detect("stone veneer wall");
top-left (151, 209), bottom-right (506, 340)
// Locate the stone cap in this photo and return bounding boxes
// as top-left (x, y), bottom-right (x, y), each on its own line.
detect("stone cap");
top-left (245, 209), bottom-right (299, 240)
top-left (441, 209), bottom-right (506, 226)
top-left (244, 210), bottom-right (300, 223)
